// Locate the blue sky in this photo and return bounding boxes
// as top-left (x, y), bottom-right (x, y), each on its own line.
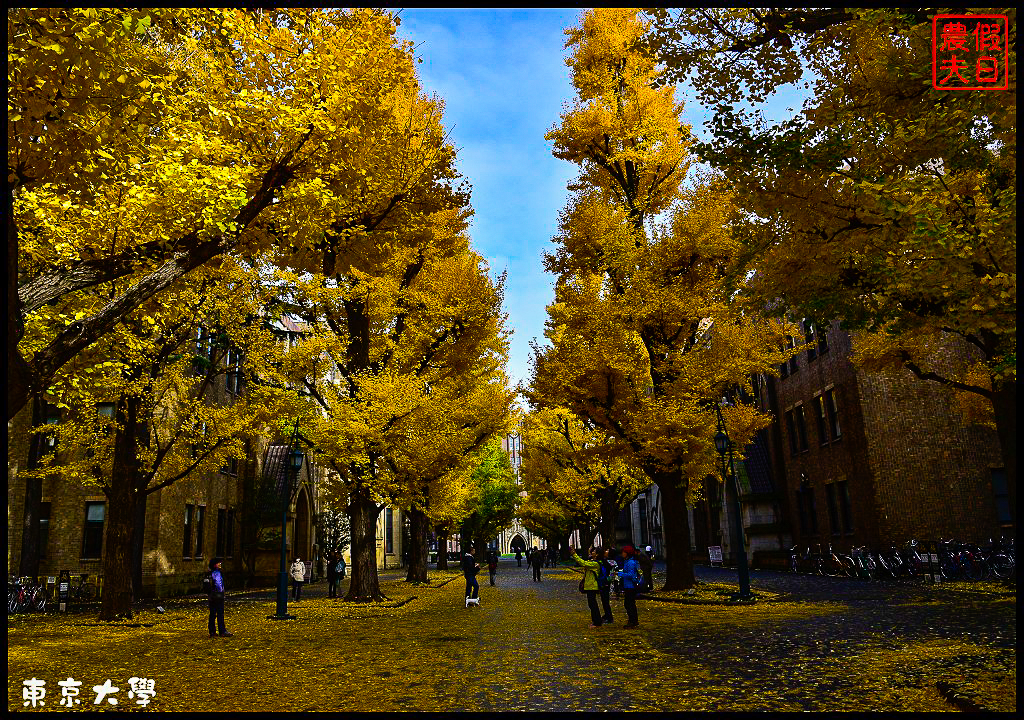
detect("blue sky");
top-left (397, 9), bottom-right (809, 391)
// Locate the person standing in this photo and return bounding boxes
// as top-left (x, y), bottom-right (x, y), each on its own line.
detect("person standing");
top-left (206, 558), bottom-right (232, 638)
top-left (515, 549), bottom-right (522, 567)
top-left (290, 557), bottom-right (306, 601)
top-left (620, 545), bottom-right (641, 628)
top-left (530, 546), bottom-right (543, 582)
top-left (326, 552), bottom-right (338, 599)
top-left (487, 549), bottom-right (499, 586)
top-left (570, 545), bottom-right (604, 628)
top-left (598, 547), bottom-right (615, 624)
top-left (639, 546), bottom-right (654, 592)
top-left (462, 544), bottom-right (480, 604)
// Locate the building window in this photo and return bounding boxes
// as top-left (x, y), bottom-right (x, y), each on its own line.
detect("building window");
top-left (788, 335), bottom-right (799, 374)
top-left (794, 404), bottom-right (808, 452)
top-left (991, 468), bottom-right (1012, 524)
top-left (221, 457), bottom-right (238, 476)
top-left (39, 502), bottom-right (52, 560)
top-left (785, 410), bottom-right (799, 455)
top-left (227, 509), bottom-right (235, 558)
top-left (32, 405), bottom-right (62, 463)
top-left (226, 347), bottom-right (244, 394)
top-left (82, 502), bottom-right (105, 559)
top-left (813, 394), bottom-right (828, 445)
top-left (818, 324), bottom-right (830, 355)
top-left (183, 504), bottom-right (194, 559)
top-left (638, 497), bottom-right (649, 547)
top-left (825, 483), bottom-right (840, 535)
top-left (837, 480), bottom-right (854, 533)
top-left (193, 326), bottom-right (212, 375)
top-left (796, 485), bottom-right (817, 535)
top-left (805, 321), bottom-right (817, 362)
top-left (194, 505), bottom-right (206, 559)
top-left (824, 388), bottom-right (841, 440)
top-left (216, 508), bottom-right (227, 558)
top-left (385, 508), bottom-right (394, 554)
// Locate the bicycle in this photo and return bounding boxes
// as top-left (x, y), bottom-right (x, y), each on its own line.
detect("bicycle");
top-left (938, 539), bottom-right (983, 582)
top-left (851, 546), bottom-right (875, 580)
top-left (821, 544), bottom-right (857, 577)
top-left (789, 545), bottom-right (824, 575)
top-left (72, 574), bottom-right (98, 601)
top-left (985, 536), bottom-right (1015, 581)
top-left (7, 578), bottom-right (47, 613)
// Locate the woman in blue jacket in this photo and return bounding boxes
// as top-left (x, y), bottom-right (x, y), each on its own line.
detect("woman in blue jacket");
top-left (619, 545), bottom-right (641, 628)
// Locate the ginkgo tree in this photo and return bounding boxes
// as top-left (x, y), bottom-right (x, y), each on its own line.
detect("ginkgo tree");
top-left (9, 8), bottom-right (448, 421)
top-left (396, 371), bottom-right (515, 583)
top-left (519, 407), bottom-right (648, 550)
top-left (531, 8), bottom-right (797, 589)
top-left (283, 228), bottom-right (513, 601)
top-left (24, 257), bottom-right (298, 619)
top-left (646, 7), bottom-right (1017, 520)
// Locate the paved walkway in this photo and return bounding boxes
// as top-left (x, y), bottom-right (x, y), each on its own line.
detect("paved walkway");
top-left (53, 557), bottom-right (1012, 711)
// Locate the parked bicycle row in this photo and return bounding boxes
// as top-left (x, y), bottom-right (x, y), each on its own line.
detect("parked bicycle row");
top-left (789, 537), bottom-right (1015, 582)
top-left (7, 573), bottom-right (100, 614)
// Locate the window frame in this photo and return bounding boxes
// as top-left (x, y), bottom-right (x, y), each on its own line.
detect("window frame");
top-left (194, 505), bottom-right (206, 559)
top-left (82, 502), bottom-right (106, 560)
top-left (183, 503), bottom-right (194, 559)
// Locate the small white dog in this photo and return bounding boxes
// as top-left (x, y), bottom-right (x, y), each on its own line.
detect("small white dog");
top-left (465, 596), bottom-right (479, 608)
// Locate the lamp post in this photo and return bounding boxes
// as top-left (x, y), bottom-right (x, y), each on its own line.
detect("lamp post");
top-left (714, 403), bottom-right (753, 602)
top-left (271, 428), bottom-right (304, 620)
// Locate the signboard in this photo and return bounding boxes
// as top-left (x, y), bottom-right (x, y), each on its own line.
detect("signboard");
top-left (58, 570), bottom-right (70, 613)
top-left (708, 546), bottom-right (723, 566)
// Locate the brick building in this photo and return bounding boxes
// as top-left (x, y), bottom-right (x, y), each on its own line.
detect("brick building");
top-left (716, 320), bottom-right (1011, 567)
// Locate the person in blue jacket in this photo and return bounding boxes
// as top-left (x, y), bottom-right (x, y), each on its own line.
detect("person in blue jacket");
top-left (619, 545), bottom-right (641, 628)
top-left (207, 558), bottom-right (232, 638)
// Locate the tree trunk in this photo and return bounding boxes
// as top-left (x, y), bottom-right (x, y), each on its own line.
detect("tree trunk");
top-left (99, 394), bottom-right (144, 620)
top-left (405, 508), bottom-right (430, 583)
top-left (655, 470), bottom-right (695, 591)
top-left (345, 489), bottom-right (384, 601)
top-left (18, 397), bottom-right (43, 582)
top-left (598, 490), bottom-right (619, 550)
top-left (559, 533), bottom-right (572, 560)
top-left (131, 493), bottom-right (147, 598)
top-left (435, 530), bottom-right (449, 571)
top-left (474, 535), bottom-right (487, 564)
top-left (579, 524), bottom-right (598, 552)
top-left (7, 185), bottom-right (32, 421)
top-left (991, 379), bottom-right (1016, 529)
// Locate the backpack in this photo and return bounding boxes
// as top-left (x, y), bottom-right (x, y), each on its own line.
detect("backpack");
top-left (597, 562), bottom-right (610, 589)
top-left (334, 561), bottom-right (344, 575)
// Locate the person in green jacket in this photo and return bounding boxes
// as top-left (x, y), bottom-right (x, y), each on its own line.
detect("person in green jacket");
top-left (570, 545), bottom-right (604, 628)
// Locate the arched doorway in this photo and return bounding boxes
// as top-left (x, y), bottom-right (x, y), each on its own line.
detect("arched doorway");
top-left (509, 534), bottom-right (527, 554)
top-left (293, 485), bottom-right (312, 563)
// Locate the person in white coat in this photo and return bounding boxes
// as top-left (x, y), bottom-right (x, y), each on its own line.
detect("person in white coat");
top-left (290, 558), bottom-right (306, 601)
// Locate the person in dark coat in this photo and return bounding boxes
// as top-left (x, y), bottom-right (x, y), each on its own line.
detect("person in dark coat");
top-left (515, 549), bottom-right (522, 567)
top-left (487, 548), bottom-right (499, 586)
top-left (326, 552), bottom-right (338, 599)
top-left (207, 558), bottom-right (232, 637)
top-left (638, 546), bottom-right (654, 592)
top-left (530, 546), bottom-right (543, 582)
top-left (598, 547), bottom-right (615, 624)
top-left (462, 544), bottom-right (480, 602)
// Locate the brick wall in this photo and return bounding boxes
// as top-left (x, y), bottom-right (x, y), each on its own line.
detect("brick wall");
top-left (855, 339), bottom-right (1004, 544)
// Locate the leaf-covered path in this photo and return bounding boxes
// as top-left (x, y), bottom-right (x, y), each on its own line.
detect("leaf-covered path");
top-left (7, 559), bottom-right (1016, 712)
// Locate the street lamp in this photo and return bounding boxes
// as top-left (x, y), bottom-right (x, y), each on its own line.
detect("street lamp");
top-left (271, 428), bottom-right (304, 620)
top-left (714, 403), bottom-right (753, 602)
